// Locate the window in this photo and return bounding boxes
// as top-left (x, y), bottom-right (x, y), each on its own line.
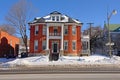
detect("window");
top-left (72, 26), bottom-right (76, 35)
top-left (34, 40), bottom-right (38, 51)
top-left (56, 16), bottom-right (59, 21)
top-left (64, 26), bottom-right (68, 35)
top-left (72, 41), bottom-right (76, 50)
top-left (51, 16), bottom-right (60, 21)
top-left (42, 27), bottom-right (46, 35)
top-left (35, 25), bottom-right (39, 35)
top-left (42, 40), bottom-right (46, 50)
top-left (52, 16), bottom-right (55, 21)
top-left (54, 29), bottom-right (58, 36)
top-left (64, 41), bottom-right (68, 50)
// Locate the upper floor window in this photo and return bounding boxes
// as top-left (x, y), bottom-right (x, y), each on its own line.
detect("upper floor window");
top-left (35, 25), bottom-right (39, 35)
top-left (56, 16), bottom-right (59, 21)
top-left (52, 16), bottom-right (55, 21)
top-left (54, 29), bottom-right (58, 36)
top-left (72, 26), bottom-right (76, 35)
top-left (64, 26), bottom-right (68, 35)
top-left (42, 27), bottom-right (46, 35)
top-left (51, 16), bottom-right (60, 21)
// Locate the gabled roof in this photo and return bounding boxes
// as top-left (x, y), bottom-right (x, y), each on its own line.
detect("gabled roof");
top-left (50, 11), bottom-right (61, 15)
top-left (113, 27), bottom-right (120, 32)
top-left (29, 11), bottom-right (82, 24)
top-left (105, 24), bottom-right (120, 32)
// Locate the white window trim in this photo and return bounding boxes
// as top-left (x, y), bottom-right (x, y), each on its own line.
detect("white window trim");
top-left (34, 40), bottom-right (38, 51)
top-left (35, 25), bottom-right (39, 35)
top-left (42, 40), bottom-right (46, 50)
top-left (42, 26), bottom-right (46, 35)
top-left (64, 26), bottom-right (68, 35)
top-left (72, 40), bottom-right (76, 51)
top-left (56, 16), bottom-right (60, 21)
top-left (64, 40), bottom-right (68, 51)
top-left (51, 15), bottom-right (61, 22)
top-left (72, 26), bottom-right (76, 35)
top-left (51, 16), bottom-right (55, 21)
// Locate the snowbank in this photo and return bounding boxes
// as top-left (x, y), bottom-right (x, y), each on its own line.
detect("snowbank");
top-left (0, 54), bottom-right (120, 67)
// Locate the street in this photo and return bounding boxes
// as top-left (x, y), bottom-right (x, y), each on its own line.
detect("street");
top-left (0, 73), bottom-right (120, 80)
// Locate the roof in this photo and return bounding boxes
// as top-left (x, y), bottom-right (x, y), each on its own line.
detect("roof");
top-left (105, 24), bottom-right (120, 32)
top-left (50, 11), bottom-right (61, 15)
top-left (29, 11), bottom-right (82, 24)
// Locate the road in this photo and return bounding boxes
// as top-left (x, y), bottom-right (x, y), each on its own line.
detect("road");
top-left (0, 73), bottom-right (120, 80)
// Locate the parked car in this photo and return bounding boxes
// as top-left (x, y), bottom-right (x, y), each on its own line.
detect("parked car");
top-left (21, 52), bottom-right (28, 58)
top-left (117, 51), bottom-right (120, 56)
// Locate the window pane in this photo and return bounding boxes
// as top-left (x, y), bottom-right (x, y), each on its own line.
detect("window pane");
top-left (35, 25), bottom-right (39, 35)
top-left (64, 26), bottom-right (68, 35)
top-left (72, 27), bottom-right (76, 35)
top-left (34, 40), bottom-right (38, 51)
top-left (42, 40), bottom-right (46, 50)
top-left (64, 29), bottom-right (68, 34)
top-left (72, 41), bottom-right (76, 50)
top-left (52, 16), bottom-right (55, 21)
top-left (56, 16), bottom-right (59, 21)
top-left (42, 27), bottom-right (46, 35)
top-left (64, 41), bottom-right (68, 50)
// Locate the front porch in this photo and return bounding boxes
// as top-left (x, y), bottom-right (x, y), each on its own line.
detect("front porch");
top-left (48, 40), bottom-right (62, 61)
top-left (45, 23), bottom-right (64, 61)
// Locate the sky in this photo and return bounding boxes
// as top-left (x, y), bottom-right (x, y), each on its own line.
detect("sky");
top-left (0, 0), bottom-right (120, 31)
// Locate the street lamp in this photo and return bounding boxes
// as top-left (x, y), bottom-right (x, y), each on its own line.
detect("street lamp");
top-left (107, 9), bottom-right (117, 57)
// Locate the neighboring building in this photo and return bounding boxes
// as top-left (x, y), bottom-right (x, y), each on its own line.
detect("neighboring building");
top-left (18, 38), bottom-right (29, 57)
top-left (81, 34), bottom-right (90, 56)
top-left (29, 11), bottom-right (83, 60)
top-left (82, 26), bottom-right (103, 54)
top-left (83, 27), bottom-right (102, 38)
top-left (0, 29), bottom-right (19, 58)
top-left (104, 24), bottom-right (120, 54)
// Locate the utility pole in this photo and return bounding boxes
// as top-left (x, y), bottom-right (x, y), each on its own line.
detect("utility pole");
top-left (87, 23), bottom-right (94, 55)
top-left (107, 10), bottom-right (117, 58)
top-left (87, 23), bottom-right (94, 38)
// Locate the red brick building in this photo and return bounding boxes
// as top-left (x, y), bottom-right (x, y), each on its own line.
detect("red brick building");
top-left (29, 11), bottom-right (82, 60)
top-left (0, 29), bottom-right (19, 58)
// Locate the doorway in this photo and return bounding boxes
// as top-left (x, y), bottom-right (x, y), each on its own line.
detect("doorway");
top-left (50, 41), bottom-right (59, 61)
top-left (53, 43), bottom-right (57, 53)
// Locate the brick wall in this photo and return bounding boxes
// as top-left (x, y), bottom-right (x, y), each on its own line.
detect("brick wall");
top-left (0, 30), bottom-right (19, 58)
top-left (29, 24), bottom-right (82, 56)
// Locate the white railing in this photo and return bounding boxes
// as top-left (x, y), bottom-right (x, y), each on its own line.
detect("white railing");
top-left (51, 49), bottom-right (59, 53)
top-left (49, 33), bottom-right (61, 36)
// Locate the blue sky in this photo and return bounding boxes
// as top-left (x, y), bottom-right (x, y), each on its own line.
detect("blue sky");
top-left (0, 0), bottom-right (120, 31)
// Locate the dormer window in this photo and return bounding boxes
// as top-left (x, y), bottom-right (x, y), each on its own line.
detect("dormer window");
top-left (52, 16), bottom-right (55, 21)
top-left (56, 16), bottom-right (59, 21)
top-left (51, 16), bottom-right (60, 21)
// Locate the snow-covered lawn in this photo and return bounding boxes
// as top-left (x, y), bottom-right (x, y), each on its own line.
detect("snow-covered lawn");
top-left (0, 54), bottom-right (120, 67)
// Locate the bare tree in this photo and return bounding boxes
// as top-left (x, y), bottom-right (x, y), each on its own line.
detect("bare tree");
top-left (5, 0), bottom-right (36, 53)
top-left (0, 24), bottom-right (16, 35)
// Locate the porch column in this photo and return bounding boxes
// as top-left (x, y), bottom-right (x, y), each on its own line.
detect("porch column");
top-left (60, 24), bottom-right (64, 56)
top-left (46, 23), bottom-right (49, 54)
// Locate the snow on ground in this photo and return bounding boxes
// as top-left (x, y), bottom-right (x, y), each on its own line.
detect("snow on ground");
top-left (0, 54), bottom-right (120, 67)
